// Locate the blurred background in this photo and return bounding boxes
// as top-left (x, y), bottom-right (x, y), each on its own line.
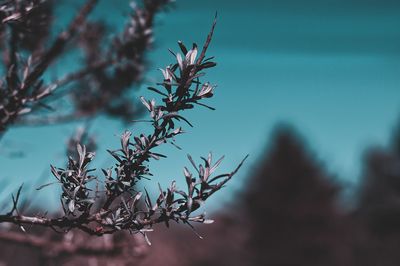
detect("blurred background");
top-left (0, 0), bottom-right (400, 265)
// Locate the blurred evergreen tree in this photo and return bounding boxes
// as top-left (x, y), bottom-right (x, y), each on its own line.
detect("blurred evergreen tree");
top-left (354, 125), bottom-right (400, 266)
top-left (243, 125), bottom-right (352, 266)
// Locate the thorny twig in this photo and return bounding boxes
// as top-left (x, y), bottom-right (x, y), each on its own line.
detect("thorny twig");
top-left (0, 4), bottom-right (248, 242)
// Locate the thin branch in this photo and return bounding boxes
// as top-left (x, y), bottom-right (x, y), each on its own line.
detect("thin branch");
top-left (21, 0), bottom-right (98, 91)
top-left (0, 230), bottom-right (125, 257)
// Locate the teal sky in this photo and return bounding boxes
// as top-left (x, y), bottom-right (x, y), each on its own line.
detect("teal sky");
top-left (1, 0), bottom-right (400, 211)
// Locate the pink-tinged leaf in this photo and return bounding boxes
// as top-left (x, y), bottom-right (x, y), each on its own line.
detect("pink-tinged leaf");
top-left (210, 155), bottom-right (225, 174)
top-left (176, 53), bottom-right (183, 70)
top-left (140, 96), bottom-right (151, 111)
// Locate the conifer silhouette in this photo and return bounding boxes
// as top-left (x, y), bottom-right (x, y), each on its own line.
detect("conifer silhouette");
top-left (243, 125), bottom-right (351, 266)
top-left (354, 128), bottom-right (400, 266)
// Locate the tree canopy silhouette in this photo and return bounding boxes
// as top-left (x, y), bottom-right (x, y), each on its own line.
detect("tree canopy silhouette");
top-left (243, 125), bottom-right (352, 266)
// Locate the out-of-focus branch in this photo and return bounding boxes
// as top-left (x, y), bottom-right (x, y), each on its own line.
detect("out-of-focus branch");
top-left (0, 0), bottom-right (173, 132)
top-left (21, 0), bottom-right (98, 91)
top-left (0, 230), bottom-right (126, 257)
top-left (0, 0), bottom-right (99, 133)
